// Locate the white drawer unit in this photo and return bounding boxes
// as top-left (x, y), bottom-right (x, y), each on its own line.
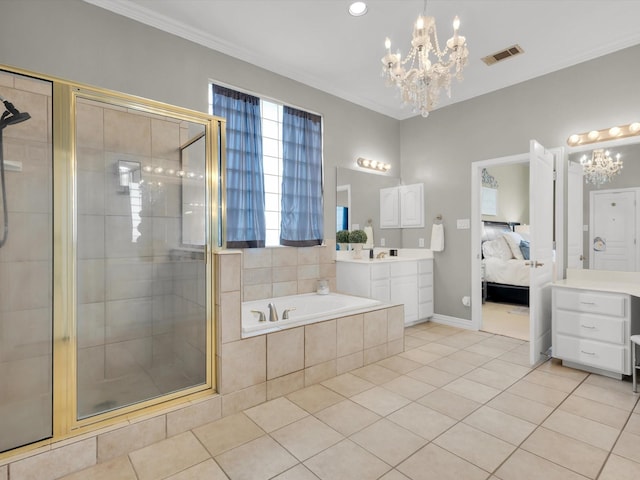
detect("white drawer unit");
top-left (552, 285), bottom-right (640, 378)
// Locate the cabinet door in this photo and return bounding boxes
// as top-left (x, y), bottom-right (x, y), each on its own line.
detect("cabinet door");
top-left (380, 187), bottom-right (400, 228)
top-left (371, 279), bottom-right (390, 302)
top-left (400, 183), bottom-right (424, 228)
top-left (391, 275), bottom-right (418, 323)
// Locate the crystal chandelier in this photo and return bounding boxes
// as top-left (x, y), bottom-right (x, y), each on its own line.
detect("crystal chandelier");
top-left (580, 149), bottom-right (623, 186)
top-left (381, 2), bottom-right (469, 117)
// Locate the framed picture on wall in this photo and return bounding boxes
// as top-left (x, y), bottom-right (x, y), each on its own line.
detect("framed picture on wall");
top-left (481, 186), bottom-right (498, 216)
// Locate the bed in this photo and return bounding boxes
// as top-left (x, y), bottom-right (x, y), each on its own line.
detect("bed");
top-left (481, 221), bottom-right (530, 306)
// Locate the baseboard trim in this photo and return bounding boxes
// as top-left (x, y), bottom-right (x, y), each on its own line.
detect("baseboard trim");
top-left (431, 314), bottom-right (476, 330)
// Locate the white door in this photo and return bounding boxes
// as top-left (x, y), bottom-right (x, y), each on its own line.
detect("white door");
top-left (567, 161), bottom-right (584, 269)
top-left (529, 140), bottom-right (555, 365)
top-left (590, 190), bottom-right (636, 271)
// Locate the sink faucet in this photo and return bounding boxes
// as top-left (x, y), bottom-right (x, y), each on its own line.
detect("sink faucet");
top-left (376, 251), bottom-right (387, 259)
top-left (268, 302), bottom-right (278, 322)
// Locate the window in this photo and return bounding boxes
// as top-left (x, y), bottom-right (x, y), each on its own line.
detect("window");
top-left (210, 84), bottom-right (323, 247)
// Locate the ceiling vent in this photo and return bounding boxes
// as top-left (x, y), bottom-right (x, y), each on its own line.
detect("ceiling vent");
top-left (481, 44), bottom-right (524, 66)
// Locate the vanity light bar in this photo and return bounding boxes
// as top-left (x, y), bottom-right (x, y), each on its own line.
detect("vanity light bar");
top-left (357, 157), bottom-right (391, 172)
top-left (567, 121), bottom-right (640, 146)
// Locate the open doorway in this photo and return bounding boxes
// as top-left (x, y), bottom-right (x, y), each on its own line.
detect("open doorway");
top-left (477, 162), bottom-right (531, 341)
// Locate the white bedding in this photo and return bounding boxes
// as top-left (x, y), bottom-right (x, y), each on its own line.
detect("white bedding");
top-left (483, 257), bottom-right (530, 286)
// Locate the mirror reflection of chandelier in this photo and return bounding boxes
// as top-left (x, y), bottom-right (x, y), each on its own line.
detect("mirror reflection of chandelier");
top-left (381, 2), bottom-right (469, 118)
top-left (580, 149), bottom-right (623, 186)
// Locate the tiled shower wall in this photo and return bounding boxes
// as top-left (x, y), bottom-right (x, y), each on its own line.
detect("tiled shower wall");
top-left (241, 240), bottom-right (337, 301)
top-left (76, 99), bottom-right (206, 417)
top-left (0, 72), bottom-right (53, 452)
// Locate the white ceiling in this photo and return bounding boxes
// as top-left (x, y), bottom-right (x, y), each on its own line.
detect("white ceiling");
top-left (84, 0), bottom-right (640, 120)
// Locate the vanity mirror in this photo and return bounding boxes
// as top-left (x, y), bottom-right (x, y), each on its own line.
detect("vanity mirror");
top-left (336, 167), bottom-right (401, 247)
top-left (567, 138), bottom-right (640, 271)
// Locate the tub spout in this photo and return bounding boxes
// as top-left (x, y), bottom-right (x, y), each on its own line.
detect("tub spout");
top-left (268, 303), bottom-right (278, 322)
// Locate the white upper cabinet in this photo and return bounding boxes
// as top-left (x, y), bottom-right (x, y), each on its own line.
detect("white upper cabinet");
top-left (380, 183), bottom-right (424, 228)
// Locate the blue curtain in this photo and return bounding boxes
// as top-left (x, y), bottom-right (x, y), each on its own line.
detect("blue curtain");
top-left (212, 84), bottom-right (265, 248)
top-left (281, 106), bottom-right (323, 246)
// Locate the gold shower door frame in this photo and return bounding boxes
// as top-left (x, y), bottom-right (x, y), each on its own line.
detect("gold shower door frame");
top-left (3, 68), bottom-right (226, 445)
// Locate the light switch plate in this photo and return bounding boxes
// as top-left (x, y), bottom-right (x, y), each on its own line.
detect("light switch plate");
top-left (457, 219), bottom-right (470, 229)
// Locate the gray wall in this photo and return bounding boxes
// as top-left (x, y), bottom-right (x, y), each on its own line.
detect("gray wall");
top-left (0, 0), bottom-right (400, 244)
top-left (481, 164), bottom-right (529, 225)
top-left (3, 0), bottom-right (640, 321)
top-left (400, 44), bottom-right (640, 319)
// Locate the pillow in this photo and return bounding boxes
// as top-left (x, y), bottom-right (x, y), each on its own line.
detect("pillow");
top-left (482, 237), bottom-right (513, 260)
top-left (502, 232), bottom-right (524, 260)
top-left (519, 240), bottom-right (530, 260)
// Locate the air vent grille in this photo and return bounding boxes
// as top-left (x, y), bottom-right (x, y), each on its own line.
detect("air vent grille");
top-left (481, 44), bottom-right (524, 66)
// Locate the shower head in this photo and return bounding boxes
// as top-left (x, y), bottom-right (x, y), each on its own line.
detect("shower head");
top-left (0, 95), bottom-right (31, 129)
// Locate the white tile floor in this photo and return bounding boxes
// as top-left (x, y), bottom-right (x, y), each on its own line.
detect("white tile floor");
top-left (61, 322), bottom-right (640, 480)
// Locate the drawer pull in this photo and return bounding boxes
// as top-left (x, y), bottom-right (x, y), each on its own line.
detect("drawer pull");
top-left (580, 350), bottom-right (596, 356)
top-left (580, 301), bottom-right (596, 305)
top-left (580, 324), bottom-right (596, 329)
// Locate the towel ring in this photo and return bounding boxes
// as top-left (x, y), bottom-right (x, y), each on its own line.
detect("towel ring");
top-left (434, 214), bottom-right (443, 224)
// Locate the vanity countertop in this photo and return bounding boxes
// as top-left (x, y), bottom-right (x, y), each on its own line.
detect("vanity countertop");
top-left (336, 248), bottom-right (433, 263)
top-left (554, 269), bottom-right (640, 297)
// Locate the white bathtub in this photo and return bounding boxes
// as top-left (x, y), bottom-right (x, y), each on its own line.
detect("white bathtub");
top-left (242, 292), bottom-right (383, 335)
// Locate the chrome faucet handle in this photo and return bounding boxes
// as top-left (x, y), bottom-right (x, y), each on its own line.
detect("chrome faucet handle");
top-left (283, 307), bottom-right (296, 319)
top-left (268, 302), bottom-right (279, 322)
top-left (250, 310), bottom-right (266, 322)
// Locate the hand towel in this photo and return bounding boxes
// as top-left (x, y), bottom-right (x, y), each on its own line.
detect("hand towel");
top-left (364, 225), bottom-right (374, 249)
top-left (430, 224), bottom-right (444, 252)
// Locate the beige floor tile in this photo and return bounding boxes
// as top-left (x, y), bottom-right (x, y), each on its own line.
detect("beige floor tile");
top-left (494, 448), bottom-right (590, 480)
top-left (351, 386), bottom-right (411, 416)
top-left (487, 392), bottom-right (554, 424)
top-left (429, 325), bottom-right (465, 336)
top-left (497, 350), bottom-right (531, 367)
top-left (314, 399), bottom-right (380, 436)
top-left (507, 379), bottom-right (568, 407)
top-left (418, 342), bottom-right (458, 356)
top-left (463, 406), bottom-right (536, 446)
top-left (192, 413), bottom-right (265, 457)
top-left (481, 358), bottom-right (531, 379)
top-left (272, 464), bottom-right (320, 479)
top-left (403, 335), bottom-right (430, 349)
top-left (351, 419), bottom-right (427, 466)
top-left (598, 453), bottom-right (640, 480)
top-left (271, 415), bottom-right (343, 461)
top-left (428, 357), bottom-right (477, 376)
top-left (397, 443), bottom-right (488, 480)
top-left (406, 365), bottom-right (458, 387)
top-left (399, 349), bottom-right (443, 365)
top-left (417, 388), bottom-right (481, 420)
top-left (613, 431), bottom-right (640, 464)
top-left (129, 432), bottom-right (211, 480)
top-left (535, 359), bottom-right (589, 381)
top-left (583, 373), bottom-right (636, 394)
top-left (304, 439), bottom-right (391, 480)
top-left (350, 363), bottom-right (400, 385)
top-left (443, 377), bottom-right (501, 404)
top-left (215, 435), bottom-right (298, 480)
top-left (465, 342), bottom-right (512, 358)
top-left (542, 409), bottom-right (620, 451)
top-left (436, 333), bottom-right (485, 349)
top-left (379, 470), bottom-right (411, 480)
top-left (321, 372), bottom-right (375, 397)
top-left (286, 384), bottom-right (345, 413)
top-left (464, 367), bottom-right (520, 390)
top-left (407, 331), bottom-right (446, 343)
top-left (387, 402), bottom-right (457, 440)
top-left (574, 382), bottom-right (639, 411)
top-left (521, 427), bottom-right (608, 479)
top-left (558, 395), bottom-right (630, 429)
top-left (447, 349), bottom-right (493, 366)
top-left (624, 412), bottom-right (640, 435)
top-left (244, 397), bottom-right (308, 432)
top-left (59, 456), bottom-right (136, 480)
top-left (382, 375), bottom-right (437, 400)
top-left (523, 370), bottom-right (583, 393)
top-left (377, 355), bottom-right (423, 373)
top-left (433, 422), bottom-right (515, 472)
top-left (164, 459), bottom-right (228, 479)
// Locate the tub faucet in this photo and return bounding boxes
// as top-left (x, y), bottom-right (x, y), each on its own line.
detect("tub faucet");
top-left (283, 307), bottom-right (296, 319)
top-left (268, 303), bottom-right (278, 322)
top-left (250, 310), bottom-right (266, 322)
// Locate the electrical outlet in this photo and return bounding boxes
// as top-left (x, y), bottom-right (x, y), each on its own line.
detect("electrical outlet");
top-left (419, 238), bottom-right (425, 247)
top-left (380, 238), bottom-right (386, 246)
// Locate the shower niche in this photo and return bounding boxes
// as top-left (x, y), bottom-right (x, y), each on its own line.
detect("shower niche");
top-left (0, 65), bottom-right (223, 455)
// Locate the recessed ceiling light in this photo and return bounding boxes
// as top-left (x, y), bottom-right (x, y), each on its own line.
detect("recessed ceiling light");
top-left (349, 2), bottom-right (368, 17)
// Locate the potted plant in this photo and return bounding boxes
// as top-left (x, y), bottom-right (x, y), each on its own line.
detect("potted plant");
top-left (349, 229), bottom-right (368, 258)
top-left (336, 230), bottom-right (350, 250)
